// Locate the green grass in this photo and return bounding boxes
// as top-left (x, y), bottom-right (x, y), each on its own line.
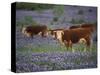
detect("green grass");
top-left (17, 44), bottom-right (66, 53)
top-left (16, 2), bottom-right (54, 10)
top-left (17, 43), bottom-right (97, 53)
top-left (16, 43), bottom-right (97, 72)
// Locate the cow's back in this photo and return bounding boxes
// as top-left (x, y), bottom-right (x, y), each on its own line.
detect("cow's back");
top-left (25, 25), bottom-right (47, 34)
top-left (62, 28), bottom-right (92, 43)
top-left (81, 24), bottom-right (96, 32)
top-left (69, 25), bottom-right (80, 29)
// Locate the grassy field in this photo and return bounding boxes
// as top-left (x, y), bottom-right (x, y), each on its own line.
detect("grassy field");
top-left (15, 3), bottom-right (97, 72)
top-left (17, 43), bottom-right (97, 53)
top-left (16, 41), bottom-right (97, 72)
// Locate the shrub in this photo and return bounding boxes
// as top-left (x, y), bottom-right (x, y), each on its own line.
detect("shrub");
top-left (16, 16), bottom-right (37, 27)
top-left (70, 18), bottom-right (85, 24)
top-left (53, 17), bottom-right (58, 22)
top-left (88, 9), bottom-right (93, 12)
top-left (77, 9), bottom-right (84, 15)
top-left (53, 5), bottom-right (64, 22)
top-left (53, 5), bottom-right (64, 17)
top-left (70, 18), bottom-right (76, 24)
top-left (16, 2), bottom-right (54, 10)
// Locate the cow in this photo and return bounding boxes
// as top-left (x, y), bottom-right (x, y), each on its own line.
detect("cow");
top-left (69, 23), bottom-right (96, 45)
top-left (49, 29), bottom-right (87, 47)
top-left (22, 25), bottom-right (48, 38)
top-left (49, 24), bottom-right (95, 51)
top-left (62, 28), bottom-right (91, 47)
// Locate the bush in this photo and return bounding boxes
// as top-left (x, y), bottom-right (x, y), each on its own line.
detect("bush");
top-left (70, 18), bottom-right (76, 24)
top-left (53, 17), bottom-right (58, 22)
top-left (16, 2), bottom-right (54, 10)
top-left (70, 18), bottom-right (85, 24)
top-left (53, 5), bottom-right (64, 17)
top-left (88, 9), bottom-right (93, 12)
top-left (16, 16), bottom-right (37, 27)
top-left (53, 5), bottom-right (64, 22)
top-left (77, 9), bottom-right (84, 15)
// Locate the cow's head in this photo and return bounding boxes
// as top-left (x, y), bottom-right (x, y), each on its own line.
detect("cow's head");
top-left (49, 29), bottom-right (64, 41)
top-left (22, 27), bottom-right (33, 38)
top-left (22, 27), bottom-right (26, 34)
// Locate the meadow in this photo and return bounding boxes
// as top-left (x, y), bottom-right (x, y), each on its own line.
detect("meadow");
top-left (15, 3), bottom-right (97, 72)
top-left (16, 27), bottom-right (97, 72)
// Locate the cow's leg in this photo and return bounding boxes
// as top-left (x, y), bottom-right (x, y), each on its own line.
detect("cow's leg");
top-left (85, 36), bottom-right (92, 51)
top-left (41, 32), bottom-right (46, 38)
top-left (64, 40), bottom-right (72, 50)
top-left (30, 33), bottom-right (34, 39)
top-left (79, 38), bottom-right (87, 51)
top-left (41, 32), bottom-right (44, 37)
top-left (69, 40), bottom-right (73, 51)
top-left (64, 40), bottom-right (69, 50)
top-left (58, 39), bottom-right (64, 46)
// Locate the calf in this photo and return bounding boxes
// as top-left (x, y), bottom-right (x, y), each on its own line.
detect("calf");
top-left (22, 25), bottom-right (48, 38)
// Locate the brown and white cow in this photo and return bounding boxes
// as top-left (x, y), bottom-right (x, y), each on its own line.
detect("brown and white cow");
top-left (22, 25), bottom-right (48, 38)
top-left (69, 23), bottom-right (96, 45)
top-left (62, 28), bottom-right (93, 49)
top-left (49, 24), bottom-right (95, 50)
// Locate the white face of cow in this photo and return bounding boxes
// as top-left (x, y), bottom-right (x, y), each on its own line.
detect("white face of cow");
top-left (22, 27), bottom-right (26, 34)
top-left (56, 31), bottom-right (63, 40)
top-left (50, 30), bottom-right (64, 41)
top-left (22, 27), bottom-right (31, 37)
top-left (50, 30), bottom-right (64, 45)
